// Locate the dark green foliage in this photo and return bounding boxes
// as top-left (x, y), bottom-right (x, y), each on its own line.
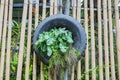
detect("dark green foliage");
top-left (35, 28), bottom-right (74, 57)
top-left (35, 27), bottom-right (79, 79)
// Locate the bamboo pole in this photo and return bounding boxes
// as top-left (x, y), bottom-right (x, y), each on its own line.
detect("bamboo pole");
top-left (77, 0), bottom-right (81, 22)
top-left (97, 0), bottom-right (103, 80)
top-left (0, 0), bottom-right (5, 44)
top-left (25, 0), bottom-right (32, 80)
top-left (50, 0), bottom-right (54, 15)
top-left (71, 65), bottom-right (75, 80)
top-left (48, 0), bottom-right (54, 80)
top-left (72, 0), bottom-right (76, 19)
top-left (71, 0), bottom-right (76, 80)
top-left (54, 0), bottom-right (58, 14)
top-left (90, 0), bottom-right (96, 80)
top-left (84, 0), bottom-right (89, 80)
top-left (52, 1), bottom-right (58, 80)
top-left (76, 0), bottom-right (81, 80)
top-left (16, 0), bottom-right (28, 80)
top-left (103, 0), bottom-right (110, 80)
top-left (0, 0), bottom-right (9, 79)
top-left (40, 0), bottom-right (47, 80)
top-left (33, 0), bottom-right (39, 80)
top-left (5, 0), bottom-right (13, 80)
top-left (108, 0), bottom-right (116, 80)
top-left (114, 0), bottom-right (120, 80)
top-left (33, 55), bottom-right (37, 80)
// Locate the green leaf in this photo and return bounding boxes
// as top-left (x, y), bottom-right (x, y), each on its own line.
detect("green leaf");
top-left (46, 38), bottom-right (55, 45)
top-left (59, 43), bottom-right (68, 53)
top-left (47, 47), bottom-right (52, 56)
top-left (66, 36), bottom-right (73, 43)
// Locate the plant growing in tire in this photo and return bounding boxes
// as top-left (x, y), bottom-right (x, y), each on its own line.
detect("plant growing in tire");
top-left (33, 14), bottom-right (87, 79)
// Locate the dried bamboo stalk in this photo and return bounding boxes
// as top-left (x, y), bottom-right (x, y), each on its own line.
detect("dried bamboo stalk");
top-left (0, 0), bottom-right (5, 44)
top-left (54, 0), bottom-right (58, 14)
top-left (49, 0), bottom-right (54, 80)
top-left (71, 0), bottom-right (77, 80)
top-left (90, 0), bottom-right (96, 80)
top-left (33, 0), bottom-right (39, 80)
top-left (103, 0), bottom-right (110, 80)
top-left (71, 65), bottom-right (75, 80)
top-left (16, 0), bottom-right (28, 80)
top-left (97, 0), bottom-right (103, 80)
top-left (76, 0), bottom-right (81, 80)
top-left (72, 0), bottom-right (76, 79)
top-left (42, 0), bottom-right (46, 20)
top-left (40, 62), bottom-right (44, 80)
top-left (77, 61), bottom-right (81, 80)
top-left (40, 0), bottom-right (47, 80)
top-left (52, 0), bottom-right (58, 80)
top-left (5, 0), bottom-right (13, 80)
top-left (25, 0), bottom-right (32, 80)
top-left (77, 0), bottom-right (81, 22)
top-left (72, 0), bottom-right (76, 18)
top-left (84, 0), bottom-right (89, 80)
top-left (50, 0), bottom-right (54, 15)
top-left (108, 0), bottom-right (116, 80)
top-left (0, 0), bottom-right (9, 79)
top-left (33, 55), bottom-right (37, 80)
top-left (114, 0), bottom-right (120, 80)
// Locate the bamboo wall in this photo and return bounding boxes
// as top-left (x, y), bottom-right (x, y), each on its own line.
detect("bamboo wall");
top-left (0, 0), bottom-right (120, 80)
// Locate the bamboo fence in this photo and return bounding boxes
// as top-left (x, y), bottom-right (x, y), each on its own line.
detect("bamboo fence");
top-left (0, 0), bottom-right (120, 80)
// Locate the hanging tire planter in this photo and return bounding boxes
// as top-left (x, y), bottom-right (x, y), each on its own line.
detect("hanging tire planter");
top-left (33, 14), bottom-right (87, 65)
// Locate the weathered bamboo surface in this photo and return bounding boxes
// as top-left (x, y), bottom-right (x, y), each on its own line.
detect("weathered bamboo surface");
top-left (0, 0), bottom-right (120, 80)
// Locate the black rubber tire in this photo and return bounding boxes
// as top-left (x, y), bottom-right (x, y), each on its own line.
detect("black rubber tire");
top-left (33, 14), bottom-right (87, 65)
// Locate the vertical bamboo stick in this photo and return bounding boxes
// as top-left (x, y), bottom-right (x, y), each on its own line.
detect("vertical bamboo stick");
top-left (72, 0), bottom-right (76, 18)
top-left (49, 0), bottom-right (54, 80)
top-left (84, 0), bottom-right (89, 80)
top-left (97, 0), bottom-right (103, 80)
top-left (33, 54), bottom-right (37, 80)
top-left (16, 0), bottom-right (28, 80)
top-left (5, 0), bottom-right (13, 80)
top-left (108, 0), bottom-right (116, 80)
top-left (0, 0), bottom-right (5, 44)
top-left (33, 0), bottom-right (39, 80)
top-left (71, 0), bottom-right (76, 80)
top-left (40, 0), bottom-right (47, 80)
top-left (25, 0), bottom-right (32, 80)
top-left (114, 0), bottom-right (120, 80)
top-left (50, 0), bottom-right (54, 15)
top-left (103, 0), bottom-right (110, 80)
top-left (52, 1), bottom-right (58, 80)
top-left (90, 0), bottom-right (96, 80)
top-left (54, 0), bottom-right (58, 14)
top-left (72, 0), bottom-right (76, 79)
top-left (71, 65), bottom-right (75, 80)
top-left (0, 0), bottom-right (9, 79)
top-left (42, 0), bottom-right (46, 20)
top-left (40, 62), bottom-right (44, 80)
top-left (77, 0), bottom-right (81, 22)
top-left (77, 0), bottom-right (81, 80)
